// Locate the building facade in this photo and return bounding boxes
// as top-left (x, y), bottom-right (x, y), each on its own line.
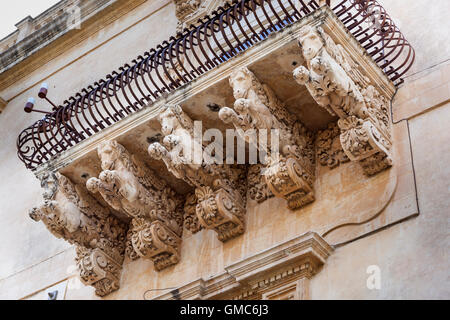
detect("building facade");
top-left (0, 0), bottom-right (448, 300)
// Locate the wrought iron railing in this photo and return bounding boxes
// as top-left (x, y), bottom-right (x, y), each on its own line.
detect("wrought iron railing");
top-left (17, 0), bottom-right (415, 170)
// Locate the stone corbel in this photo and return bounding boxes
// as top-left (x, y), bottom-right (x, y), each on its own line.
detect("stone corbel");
top-left (219, 67), bottom-right (316, 210)
top-left (148, 104), bottom-right (247, 242)
top-left (76, 245), bottom-right (123, 297)
top-left (293, 25), bottom-right (393, 176)
top-left (154, 232), bottom-right (333, 300)
top-left (29, 172), bottom-right (127, 297)
top-left (86, 140), bottom-right (184, 269)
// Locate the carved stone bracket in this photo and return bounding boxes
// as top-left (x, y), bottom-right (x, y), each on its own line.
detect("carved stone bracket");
top-left (148, 104), bottom-right (247, 241)
top-left (316, 122), bottom-right (350, 169)
top-left (219, 67), bottom-right (316, 210)
top-left (76, 245), bottom-right (123, 297)
top-left (29, 172), bottom-right (127, 297)
top-left (86, 140), bottom-right (185, 270)
top-left (293, 25), bottom-right (393, 176)
top-left (128, 218), bottom-right (182, 271)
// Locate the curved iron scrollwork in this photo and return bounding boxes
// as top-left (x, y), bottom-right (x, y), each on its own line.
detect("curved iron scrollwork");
top-left (17, 0), bottom-right (414, 170)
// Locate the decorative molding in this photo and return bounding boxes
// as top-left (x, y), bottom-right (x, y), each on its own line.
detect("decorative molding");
top-left (128, 219), bottom-right (182, 271)
top-left (31, 7), bottom-right (395, 177)
top-left (0, 96), bottom-right (7, 113)
top-left (293, 25), bottom-right (393, 176)
top-left (247, 164), bottom-right (274, 203)
top-left (0, 0), bottom-right (150, 92)
top-left (316, 121), bottom-right (349, 169)
top-left (174, 0), bottom-right (233, 33)
top-left (154, 232), bottom-right (333, 300)
top-left (183, 193), bottom-right (204, 234)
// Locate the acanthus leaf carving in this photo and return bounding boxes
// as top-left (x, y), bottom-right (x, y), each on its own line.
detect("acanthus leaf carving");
top-left (128, 218), bottom-right (181, 271)
top-left (316, 122), bottom-right (349, 169)
top-left (183, 193), bottom-right (204, 234)
top-left (30, 172), bottom-right (127, 297)
top-left (195, 186), bottom-right (245, 242)
top-left (247, 164), bottom-right (274, 203)
top-left (148, 104), bottom-right (248, 241)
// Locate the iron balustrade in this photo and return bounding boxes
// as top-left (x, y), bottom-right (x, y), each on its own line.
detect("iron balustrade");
top-left (17, 0), bottom-right (415, 170)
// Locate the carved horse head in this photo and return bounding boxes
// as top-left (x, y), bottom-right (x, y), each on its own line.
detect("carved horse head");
top-left (298, 26), bottom-right (326, 62)
top-left (158, 104), bottom-right (193, 136)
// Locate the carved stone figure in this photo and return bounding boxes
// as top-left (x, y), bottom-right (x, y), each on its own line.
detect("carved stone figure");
top-left (86, 140), bottom-right (184, 270)
top-left (293, 25), bottom-right (393, 176)
top-left (149, 105), bottom-right (247, 241)
top-left (183, 193), bottom-right (204, 234)
top-left (219, 67), bottom-right (316, 210)
top-left (174, 0), bottom-right (234, 33)
top-left (316, 122), bottom-right (349, 169)
top-left (247, 164), bottom-right (274, 203)
top-left (30, 173), bottom-right (127, 297)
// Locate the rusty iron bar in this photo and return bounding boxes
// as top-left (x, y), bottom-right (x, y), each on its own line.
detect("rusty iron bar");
top-left (17, 0), bottom-right (415, 170)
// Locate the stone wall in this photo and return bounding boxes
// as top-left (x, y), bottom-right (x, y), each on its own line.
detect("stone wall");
top-left (0, 0), bottom-right (448, 299)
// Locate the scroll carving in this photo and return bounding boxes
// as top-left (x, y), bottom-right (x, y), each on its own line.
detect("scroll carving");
top-left (30, 173), bottom-right (127, 297)
top-left (86, 141), bottom-right (184, 270)
top-left (219, 67), bottom-right (316, 210)
top-left (148, 105), bottom-right (247, 241)
top-left (293, 25), bottom-right (393, 176)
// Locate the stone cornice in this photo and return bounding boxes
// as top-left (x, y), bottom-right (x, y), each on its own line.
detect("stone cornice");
top-left (0, 0), bottom-right (149, 93)
top-left (153, 232), bottom-right (333, 300)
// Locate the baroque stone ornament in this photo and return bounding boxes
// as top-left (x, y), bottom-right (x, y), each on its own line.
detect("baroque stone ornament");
top-left (316, 122), bottom-right (349, 169)
top-left (86, 140), bottom-right (184, 269)
top-left (183, 193), bottom-right (204, 234)
top-left (29, 173), bottom-right (127, 297)
top-left (174, 0), bottom-right (234, 33)
top-left (219, 67), bottom-right (316, 210)
top-left (128, 218), bottom-right (182, 271)
top-left (247, 164), bottom-right (274, 203)
top-left (293, 25), bottom-right (393, 176)
top-left (148, 104), bottom-right (247, 242)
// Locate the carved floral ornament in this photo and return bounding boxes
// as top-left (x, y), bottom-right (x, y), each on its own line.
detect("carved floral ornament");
top-left (28, 23), bottom-right (395, 298)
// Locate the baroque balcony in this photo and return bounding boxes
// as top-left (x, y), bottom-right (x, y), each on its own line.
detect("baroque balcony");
top-left (22, 0), bottom-right (416, 298)
top-left (17, 0), bottom-right (414, 171)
